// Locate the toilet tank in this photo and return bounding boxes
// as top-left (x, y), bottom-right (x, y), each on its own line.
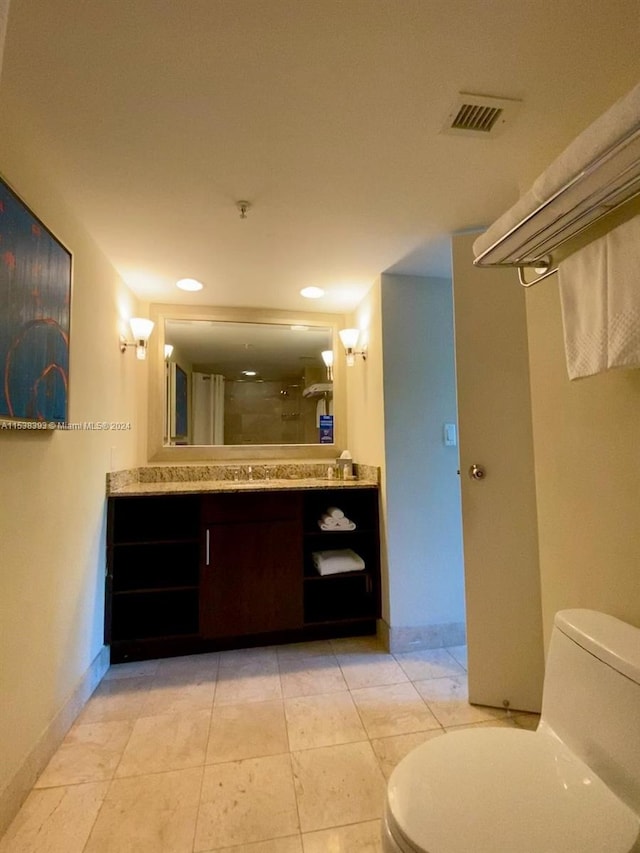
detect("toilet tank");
top-left (540, 609), bottom-right (640, 815)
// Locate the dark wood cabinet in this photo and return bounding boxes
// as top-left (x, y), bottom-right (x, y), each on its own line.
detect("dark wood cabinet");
top-left (106, 495), bottom-right (201, 656)
top-left (106, 486), bottom-right (380, 662)
top-left (200, 493), bottom-right (303, 638)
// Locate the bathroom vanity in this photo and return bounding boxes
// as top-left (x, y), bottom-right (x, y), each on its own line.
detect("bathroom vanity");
top-left (106, 476), bottom-right (380, 662)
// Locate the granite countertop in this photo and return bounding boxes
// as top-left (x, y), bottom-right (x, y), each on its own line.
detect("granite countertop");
top-left (107, 463), bottom-right (380, 496)
top-left (109, 477), bottom-right (378, 497)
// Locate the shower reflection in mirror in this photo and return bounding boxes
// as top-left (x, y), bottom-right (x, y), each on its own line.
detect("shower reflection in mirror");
top-left (164, 319), bottom-right (334, 447)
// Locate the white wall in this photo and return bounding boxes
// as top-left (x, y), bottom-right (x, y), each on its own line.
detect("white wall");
top-left (380, 274), bottom-right (465, 635)
top-left (526, 280), bottom-right (640, 647)
top-left (344, 279), bottom-right (390, 619)
top-left (0, 124), bottom-right (144, 828)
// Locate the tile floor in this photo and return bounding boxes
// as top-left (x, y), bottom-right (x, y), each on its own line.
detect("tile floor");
top-left (0, 636), bottom-right (539, 852)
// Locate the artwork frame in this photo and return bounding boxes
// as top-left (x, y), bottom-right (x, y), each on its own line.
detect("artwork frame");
top-left (0, 175), bottom-right (72, 424)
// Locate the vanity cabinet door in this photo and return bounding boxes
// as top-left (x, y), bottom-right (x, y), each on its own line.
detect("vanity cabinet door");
top-left (200, 493), bottom-right (303, 638)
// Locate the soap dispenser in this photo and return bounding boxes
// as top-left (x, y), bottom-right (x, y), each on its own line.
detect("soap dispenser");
top-left (335, 450), bottom-right (353, 479)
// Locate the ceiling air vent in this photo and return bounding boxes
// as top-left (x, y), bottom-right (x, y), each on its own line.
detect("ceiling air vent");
top-left (442, 92), bottom-right (522, 138)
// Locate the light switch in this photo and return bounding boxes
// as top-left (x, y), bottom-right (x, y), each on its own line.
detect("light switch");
top-left (444, 423), bottom-right (457, 446)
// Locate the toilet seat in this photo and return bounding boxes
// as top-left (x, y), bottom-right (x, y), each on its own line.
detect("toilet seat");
top-left (385, 727), bottom-right (639, 853)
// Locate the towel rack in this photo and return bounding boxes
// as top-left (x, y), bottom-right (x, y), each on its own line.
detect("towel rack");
top-left (474, 123), bottom-right (640, 287)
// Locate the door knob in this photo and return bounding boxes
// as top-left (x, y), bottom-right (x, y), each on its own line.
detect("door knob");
top-left (469, 464), bottom-right (486, 480)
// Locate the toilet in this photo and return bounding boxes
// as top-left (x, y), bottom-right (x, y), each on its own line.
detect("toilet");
top-left (383, 609), bottom-right (640, 852)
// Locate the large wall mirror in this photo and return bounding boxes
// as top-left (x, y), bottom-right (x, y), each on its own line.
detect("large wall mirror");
top-left (147, 304), bottom-right (347, 461)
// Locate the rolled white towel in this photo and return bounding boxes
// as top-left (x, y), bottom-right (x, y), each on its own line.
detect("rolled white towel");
top-left (325, 506), bottom-right (345, 519)
top-left (319, 520), bottom-right (356, 531)
top-left (333, 517), bottom-right (355, 529)
top-left (320, 513), bottom-right (341, 527)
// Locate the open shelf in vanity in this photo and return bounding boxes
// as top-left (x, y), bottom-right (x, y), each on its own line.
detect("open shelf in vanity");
top-left (301, 488), bottom-right (381, 627)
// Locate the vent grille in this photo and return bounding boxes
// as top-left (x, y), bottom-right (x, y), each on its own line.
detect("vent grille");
top-left (442, 92), bottom-right (522, 138)
top-left (452, 103), bottom-right (503, 133)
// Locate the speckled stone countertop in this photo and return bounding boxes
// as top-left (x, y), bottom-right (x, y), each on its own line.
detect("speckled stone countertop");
top-left (107, 463), bottom-right (379, 496)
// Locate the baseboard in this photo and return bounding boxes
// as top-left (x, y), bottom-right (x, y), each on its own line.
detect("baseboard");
top-left (379, 620), bottom-right (467, 654)
top-left (0, 645), bottom-right (110, 837)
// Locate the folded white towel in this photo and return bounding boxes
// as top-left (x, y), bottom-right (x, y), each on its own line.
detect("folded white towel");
top-left (312, 548), bottom-right (365, 576)
top-left (473, 81), bottom-right (640, 262)
top-left (318, 520), bottom-right (356, 531)
top-left (559, 215), bottom-right (640, 380)
top-left (533, 81), bottom-right (640, 203)
top-left (325, 506), bottom-right (345, 519)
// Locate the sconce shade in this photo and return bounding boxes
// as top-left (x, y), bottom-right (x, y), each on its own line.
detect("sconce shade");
top-left (129, 317), bottom-right (154, 341)
top-left (120, 317), bottom-right (154, 360)
top-left (338, 327), bottom-right (366, 366)
top-left (339, 328), bottom-right (360, 349)
top-left (321, 350), bottom-right (334, 367)
top-left (164, 344), bottom-right (174, 360)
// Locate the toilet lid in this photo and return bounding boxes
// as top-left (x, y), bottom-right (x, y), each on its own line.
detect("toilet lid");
top-left (386, 728), bottom-right (639, 853)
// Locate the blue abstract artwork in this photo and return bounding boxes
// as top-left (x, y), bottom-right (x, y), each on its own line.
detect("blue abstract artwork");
top-left (0, 178), bottom-right (72, 422)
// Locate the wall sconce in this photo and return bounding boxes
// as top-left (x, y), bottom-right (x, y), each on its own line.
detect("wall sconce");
top-left (339, 328), bottom-right (367, 366)
top-left (164, 344), bottom-right (174, 361)
top-left (321, 349), bottom-right (334, 381)
top-left (120, 317), bottom-right (154, 360)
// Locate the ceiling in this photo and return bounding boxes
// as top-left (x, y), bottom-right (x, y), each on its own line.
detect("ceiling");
top-left (165, 318), bottom-right (332, 377)
top-left (1, 0), bottom-right (638, 314)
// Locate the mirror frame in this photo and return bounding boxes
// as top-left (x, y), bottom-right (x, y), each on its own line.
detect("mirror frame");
top-left (147, 303), bottom-right (347, 461)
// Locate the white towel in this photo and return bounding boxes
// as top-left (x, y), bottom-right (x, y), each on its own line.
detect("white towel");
top-left (321, 512), bottom-right (353, 525)
top-left (473, 81), bottom-right (640, 262)
top-left (311, 549), bottom-right (365, 576)
top-left (318, 520), bottom-right (356, 531)
top-left (559, 215), bottom-right (640, 380)
top-left (325, 506), bottom-right (345, 519)
top-left (533, 81), bottom-right (640, 203)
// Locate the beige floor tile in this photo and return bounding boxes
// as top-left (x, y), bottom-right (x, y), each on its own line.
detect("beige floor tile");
top-left (393, 648), bottom-right (466, 681)
top-left (103, 660), bottom-right (159, 680)
top-left (141, 678), bottom-right (215, 716)
top-left (413, 676), bottom-right (506, 727)
top-left (218, 647), bottom-right (279, 670)
top-left (0, 781), bottom-right (108, 853)
top-left (155, 652), bottom-right (220, 679)
top-left (195, 754), bottom-right (299, 850)
top-left (207, 700), bottom-right (288, 764)
top-left (350, 681), bottom-right (441, 739)
top-left (279, 655), bottom-right (347, 698)
top-left (115, 709), bottom-right (210, 777)
top-left (84, 767), bottom-right (202, 852)
top-left (284, 692), bottom-right (367, 751)
top-left (329, 636), bottom-right (385, 654)
top-left (201, 836), bottom-right (303, 852)
top-left (512, 712), bottom-right (541, 730)
top-left (371, 729), bottom-right (446, 780)
top-left (445, 719), bottom-right (516, 732)
top-left (35, 720), bottom-right (133, 788)
top-left (336, 652), bottom-right (409, 690)
top-left (276, 640), bottom-right (334, 661)
top-left (214, 668), bottom-right (282, 706)
top-left (291, 741), bottom-right (386, 833)
top-left (77, 677), bottom-right (151, 723)
top-left (446, 645), bottom-right (468, 669)
top-left (302, 819), bottom-right (383, 852)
